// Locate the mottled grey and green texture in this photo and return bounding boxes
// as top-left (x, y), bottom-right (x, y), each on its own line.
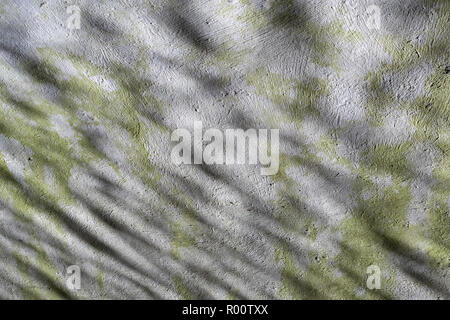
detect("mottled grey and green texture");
top-left (0, 0), bottom-right (448, 299)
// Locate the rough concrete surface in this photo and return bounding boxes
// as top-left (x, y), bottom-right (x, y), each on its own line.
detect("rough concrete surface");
top-left (0, 0), bottom-right (448, 299)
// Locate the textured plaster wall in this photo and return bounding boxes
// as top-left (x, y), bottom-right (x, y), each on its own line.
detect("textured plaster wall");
top-left (0, 0), bottom-right (448, 299)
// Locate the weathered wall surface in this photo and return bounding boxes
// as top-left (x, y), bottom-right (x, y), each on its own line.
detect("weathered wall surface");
top-left (0, 0), bottom-right (448, 299)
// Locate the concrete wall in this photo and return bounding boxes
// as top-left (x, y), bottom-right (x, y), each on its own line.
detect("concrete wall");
top-left (0, 0), bottom-right (448, 299)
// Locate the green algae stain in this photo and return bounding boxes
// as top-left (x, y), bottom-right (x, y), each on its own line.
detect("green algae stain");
top-left (305, 223), bottom-right (319, 242)
top-left (173, 275), bottom-right (194, 300)
top-left (1, 1), bottom-right (447, 300)
top-left (335, 217), bottom-right (393, 299)
top-left (13, 250), bottom-right (39, 300)
top-left (170, 220), bottom-right (196, 260)
top-left (249, 0), bottom-right (450, 299)
top-left (343, 30), bottom-right (364, 43)
top-left (238, 0), bottom-right (350, 72)
top-left (246, 67), bottom-right (296, 106)
top-left (13, 233), bottom-right (67, 300)
top-left (31, 230), bottom-right (68, 299)
top-left (225, 291), bottom-right (239, 300)
top-left (360, 0), bottom-right (449, 273)
top-left (96, 264), bottom-right (105, 296)
top-left (361, 143), bottom-right (414, 181)
top-left (207, 39), bottom-right (250, 75)
top-left (331, 170), bottom-right (413, 299)
top-left (427, 136), bottom-right (450, 268)
top-left (218, 0), bottom-right (235, 17)
top-left (237, 0), bottom-right (270, 31)
top-left (274, 244), bottom-right (303, 299)
top-left (410, 65), bottom-right (450, 144)
top-left (317, 135), bottom-right (354, 170)
top-left (0, 152), bottom-right (35, 223)
top-left (246, 67), bottom-right (328, 128)
top-left (1, 46), bottom-right (179, 298)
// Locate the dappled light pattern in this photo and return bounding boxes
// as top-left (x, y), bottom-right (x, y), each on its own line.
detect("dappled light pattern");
top-left (0, 0), bottom-right (448, 299)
